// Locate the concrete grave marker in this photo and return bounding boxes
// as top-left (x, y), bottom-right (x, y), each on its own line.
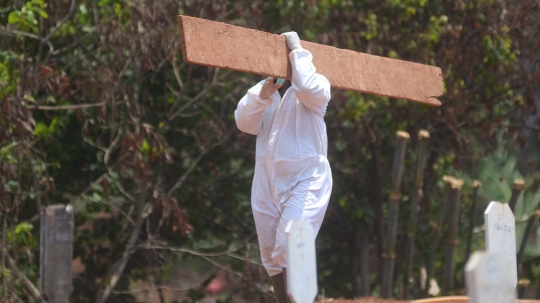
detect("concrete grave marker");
top-left (286, 220), bottom-right (317, 303)
top-left (484, 201), bottom-right (517, 289)
top-left (465, 251), bottom-right (516, 303)
top-left (40, 204), bottom-right (73, 303)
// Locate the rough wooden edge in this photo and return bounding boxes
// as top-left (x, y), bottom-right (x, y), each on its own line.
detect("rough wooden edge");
top-left (177, 16), bottom-right (189, 66)
top-left (514, 179), bottom-right (525, 190)
top-left (419, 130), bottom-right (430, 139)
top-left (397, 130), bottom-right (411, 139)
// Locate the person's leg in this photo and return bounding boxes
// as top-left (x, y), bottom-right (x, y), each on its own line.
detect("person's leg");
top-left (271, 159), bottom-right (333, 289)
top-left (251, 184), bottom-right (287, 301)
top-left (271, 178), bottom-right (332, 269)
top-left (271, 271), bottom-right (289, 303)
top-left (282, 267), bottom-right (291, 302)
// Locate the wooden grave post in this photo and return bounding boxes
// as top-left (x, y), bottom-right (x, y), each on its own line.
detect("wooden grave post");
top-left (465, 251), bottom-right (516, 303)
top-left (177, 15), bottom-right (444, 106)
top-left (484, 201), bottom-right (517, 289)
top-left (40, 204), bottom-right (74, 303)
top-left (286, 220), bottom-right (318, 303)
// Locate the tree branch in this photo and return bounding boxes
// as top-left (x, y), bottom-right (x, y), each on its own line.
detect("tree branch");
top-left (0, 25), bottom-right (54, 54)
top-left (26, 102), bottom-right (106, 110)
top-left (2, 249), bottom-right (41, 302)
top-left (95, 190), bottom-right (147, 303)
top-left (137, 244), bottom-right (245, 258)
top-left (166, 132), bottom-right (231, 196)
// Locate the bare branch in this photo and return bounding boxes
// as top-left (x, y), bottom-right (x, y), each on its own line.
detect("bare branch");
top-left (0, 25), bottom-right (40, 39)
top-left (137, 244), bottom-right (245, 258)
top-left (200, 256), bottom-right (273, 298)
top-left (95, 191), bottom-right (148, 303)
top-left (43, 0), bottom-right (78, 42)
top-left (166, 131), bottom-right (231, 196)
top-left (26, 102), bottom-right (106, 110)
top-left (25, 150), bottom-right (42, 209)
top-left (225, 253), bottom-right (263, 267)
top-left (2, 249), bottom-right (41, 302)
top-left (166, 151), bottom-right (205, 196)
top-left (104, 128), bottom-right (124, 166)
top-left (0, 25), bottom-right (54, 53)
top-left (172, 55), bottom-right (184, 89)
top-left (77, 152), bottom-right (130, 198)
top-left (2, 204), bottom-right (7, 303)
top-left (167, 69), bottom-right (233, 121)
top-left (112, 284), bottom-right (205, 295)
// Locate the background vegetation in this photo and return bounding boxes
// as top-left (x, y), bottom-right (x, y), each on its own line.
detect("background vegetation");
top-left (1, 0), bottom-right (540, 302)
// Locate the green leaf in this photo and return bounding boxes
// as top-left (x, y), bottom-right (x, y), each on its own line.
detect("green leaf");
top-left (141, 139), bottom-right (150, 153)
top-left (7, 11), bottom-right (21, 24)
top-left (33, 8), bottom-right (49, 18)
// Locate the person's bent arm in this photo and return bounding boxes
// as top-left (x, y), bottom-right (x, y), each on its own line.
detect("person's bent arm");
top-left (289, 49), bottom-right (331, 113)
top-left (235, 80), bottom-right (279, 135)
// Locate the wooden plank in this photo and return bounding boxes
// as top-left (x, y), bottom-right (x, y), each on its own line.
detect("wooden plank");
top-left (177, 15), bottom-right (443, 106)
top-left (40, 204), bottom-right (73, 303)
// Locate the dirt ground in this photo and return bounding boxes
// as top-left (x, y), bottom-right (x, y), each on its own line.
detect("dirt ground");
top-left (317, 297), bottom-right (408, 303)
top-left (317, 296), bottom-right (465, 303)
top-left (317, 297), bottom-right (540, 303)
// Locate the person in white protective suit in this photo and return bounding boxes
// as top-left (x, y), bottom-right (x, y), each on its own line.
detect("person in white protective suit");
top-left (235, 31), bottom-right (332, 303)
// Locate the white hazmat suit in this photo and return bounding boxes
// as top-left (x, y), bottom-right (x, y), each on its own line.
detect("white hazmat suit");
top-left (235, 45), bottom-right (333, 277)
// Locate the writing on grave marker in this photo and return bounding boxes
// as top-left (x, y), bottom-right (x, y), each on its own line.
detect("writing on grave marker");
top-left (286, 220), bottom-right (317, 303)
top-left (40, 204), bottom-right (73, 303)
top-left (484, 201), bottom-right (517, 289)
top-left (465, 251), bottom-right (516, 303)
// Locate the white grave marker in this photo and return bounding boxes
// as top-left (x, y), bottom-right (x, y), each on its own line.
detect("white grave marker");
top-left (465, 251), bottom-right (516, 303)
top-left (484, 201), bottom-right (517, 288)
top-left (286, 220), bottom-right (318, 303)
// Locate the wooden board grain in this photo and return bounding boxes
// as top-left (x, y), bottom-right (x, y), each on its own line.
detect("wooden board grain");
top-left (177, 15), bottom-right (443, 106)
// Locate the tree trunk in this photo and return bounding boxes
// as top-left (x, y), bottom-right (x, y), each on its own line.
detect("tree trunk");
top-left (360, 229), bottom-right (371, 296)
top-left (350, 232), bottom-right (360, 298)
top-left (424, 177), bottom-right (453, 297)
top-left (381, 131), bottom-right (410, 298)
top-left (442, 179), bottom-right (463, 295)
top-left (95, 191), bottom-right (147, 303)
top-left (370, 139), bottom-right (386, 283)
top-left (517, 211), bottom-right (539, 272)
top-left (509, 179), bottom-right (525, 213)
top-left (464, 181), bottom-right (481, 267)
top-left (403, 130), bottom-right (429, 299)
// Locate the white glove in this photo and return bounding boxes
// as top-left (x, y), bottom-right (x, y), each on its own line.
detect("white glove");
top-left (281, 31), bottom-right (302, 51)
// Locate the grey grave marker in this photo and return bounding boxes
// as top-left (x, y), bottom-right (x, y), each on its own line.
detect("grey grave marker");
top-left (285, 220), bottom-right (318, 303)
top-left (40, 204), bottom-right (73, 303)
top-left (465, 251), bottom-right (516, 303)
top-left (484, 201), bottom-right (517, 289)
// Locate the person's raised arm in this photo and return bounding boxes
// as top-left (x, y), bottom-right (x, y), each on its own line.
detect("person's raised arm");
top-left (235, 77), bottom-right (282, 135)
top-left (282, 32), bottom-right (331, 114)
